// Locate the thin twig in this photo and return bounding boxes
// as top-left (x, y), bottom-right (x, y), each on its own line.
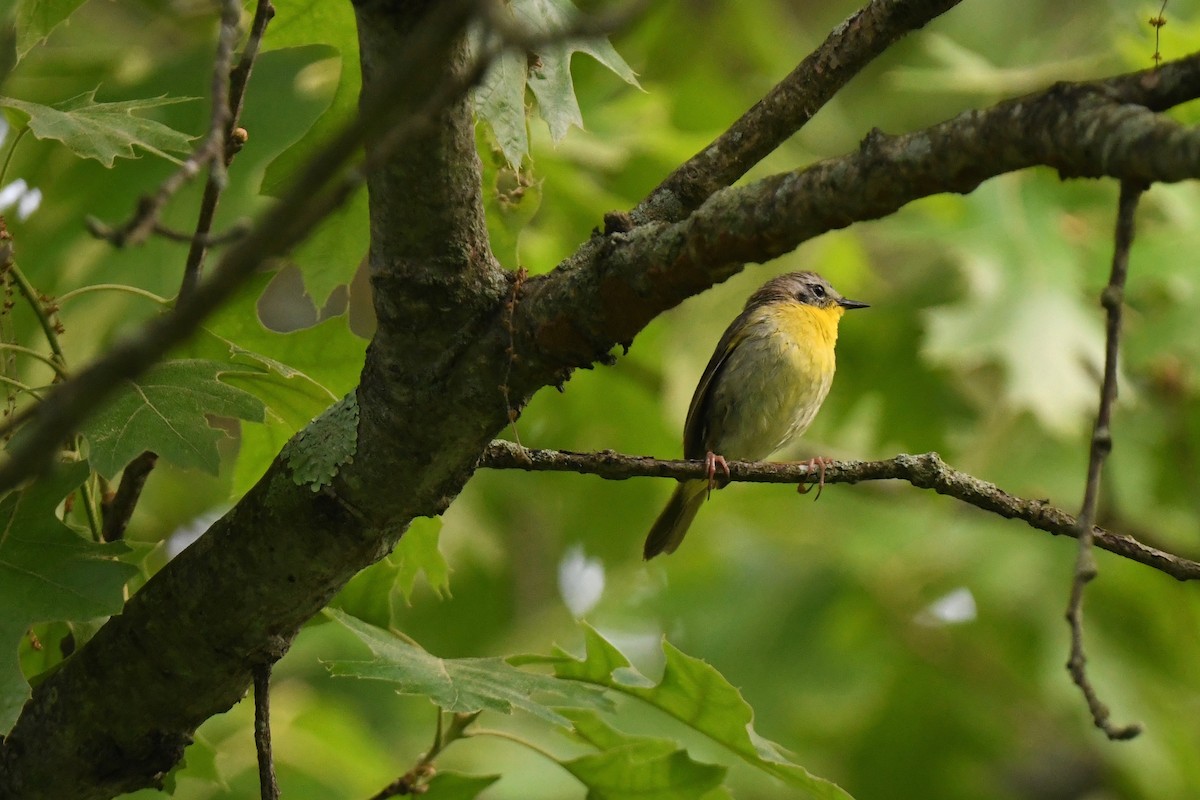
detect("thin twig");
top-left (368, 711), bottom-right (479, 799)
top-left (179, 0), bottom-right (276, 302)
top-left (1, 231), bottom-right (106, 539)
top-left (5, 255), bottom-right (66, 370)
top-left (56, 283), bottom-right (170, 307)
top-left (155, 220), bottom-right (249, 248)
top-left (0, 343), bottom-right (69, 377)
top-left (1064, 180), bottom-right (1147, 742)
top-left (0, 373), bottom-right (42, 397)
top-left (253, 661), bottom-right (280, 800)
top-left (478, 441), bottom-right (1200, 583)
top-left (101, 451), bottom-right (157, 542)
top-left (94, 0), bottom-right (246, 249)
top-left (1151, 1), bottom-right (1168, 67)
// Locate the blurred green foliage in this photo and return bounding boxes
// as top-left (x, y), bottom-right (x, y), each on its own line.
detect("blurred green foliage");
top-left (3, 0), bottom-right (1200, 798)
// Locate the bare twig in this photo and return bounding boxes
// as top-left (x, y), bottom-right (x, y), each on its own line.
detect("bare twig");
top-left (179, 0), bottom-right (276, 302)
top-left (253, 661), bottom-right (280, 800)
top-left (478, 441), bottom-right (1200, 583)
top-left (94, 0), bottom-right (246, 250)
top-left (101, 451), bottom-right (158, 542)
top-left (1151, 1), bottom-right (1169, 67)
top-left (151, 221), bottom-right (250, 247)
top-left (368, 711), bottom-right (479, 799)
top-left (1064, 181), bottom-right (1147, 742)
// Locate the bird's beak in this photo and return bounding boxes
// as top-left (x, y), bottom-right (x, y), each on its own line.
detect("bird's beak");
top-left (838, 298), bottom-right (869, 310)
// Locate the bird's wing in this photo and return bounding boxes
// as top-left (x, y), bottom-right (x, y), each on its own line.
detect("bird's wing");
top-left (682, 306), bottom-right (758, 458)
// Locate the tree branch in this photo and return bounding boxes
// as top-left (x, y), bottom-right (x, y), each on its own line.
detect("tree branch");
top-left (367, 710), bottom-right (478, 799)
top-left (1064, 180), bottom-right (1147, 742)
top-left (0, 5), bottom-right (492, 798)
top-left (6, 3), bottom-right (1198, 795)
top-left (0, 0), bottom-right (486, 496)
top-left (178, 0), bottom-right (276, 303)
top-left (253, 662), bottom-right (280, 800)
top-left (100, 450), bottom-right (157, 542)
top-left (515, 53), bottom-right (1200, 382)
top-left (639, 0), bottom-right (965, 220)
top-left (88, 0), bottom-right (245, 249)
top-left (478, 441), bottom-right (1200, 583)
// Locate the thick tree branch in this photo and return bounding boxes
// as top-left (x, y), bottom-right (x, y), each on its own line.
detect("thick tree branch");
top-left (0, 0), bottom-right (484, 497)
top-left (479, 441), bottom-right (1200, 583)
top-left (515, 54), bottom-right (1200, 382)
top-left (0, 5), bottom-right (489, 798)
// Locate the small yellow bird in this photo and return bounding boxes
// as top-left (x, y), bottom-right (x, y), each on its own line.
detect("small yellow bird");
top-left (643, 271), bottom-right (868, 559)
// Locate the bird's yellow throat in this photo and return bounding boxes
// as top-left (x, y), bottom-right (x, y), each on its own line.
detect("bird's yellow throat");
top-left (773, 301), bottom-right (844, 350)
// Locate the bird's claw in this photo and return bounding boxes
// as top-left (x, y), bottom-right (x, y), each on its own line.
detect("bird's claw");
top-left (704, 451), bottom-right (730, 499)
top-left (796, 457), bottom-right (830, 501)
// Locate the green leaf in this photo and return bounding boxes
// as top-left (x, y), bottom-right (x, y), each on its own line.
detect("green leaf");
top-left (478, 125), bottom-right (543, 269)
top-left (517, 0), bottom-right (645, 143)
top-left (476, 48), bottom-right (530, 168)
top-left (560, 709), bottom-right (729, 800)
top-left (331, 519), bottom-right (450, 627)
top-left (521, 625), bottom-right (854, 800)
top-left (329, 554), bottom-right (398, 629)
top-left (14, 0), bottom-right (87, 58)
top-left (325, 609), bottom-right (611, 726)
top-left (474, 0), bottom-right (639, 167)
top-left (0, 89), bottom-right (196, 166)
top-left (421, 772), bottom-right (501, 800)
top-left (201, 273), bottom-right (368, 396)
top-left (161, 732), bottom-right (226, 794)
top-left (190, 273), bottom-right (368, 495)
top-left (910, 176), bottom-right (1107, 436)
top-left (565, 744), bottom-right (726, 800)
top-left (285, 189), bottom-right (368, 307)
top-left (261, 1), bottom-right (362, 304)
top-left (0, 462), bottom-right (136, 733)
top-left (260, 0), bottom-right (358, 193)
top-left (395, 517), bottom-right (450, 601)
top-left (261, 0), bottom-right (357, 196)
top-left (183, 321), bottom-right (347, 497)
top-left (80, 359), bottom-right (267, 479)
top-left (186, 327), bottom-right (339, 426)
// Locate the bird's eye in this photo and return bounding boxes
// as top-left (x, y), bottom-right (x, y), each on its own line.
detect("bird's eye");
top-left (811, 284), bottom-right (826, 299)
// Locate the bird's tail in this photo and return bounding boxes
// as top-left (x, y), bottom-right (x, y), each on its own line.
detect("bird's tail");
top-left (643, 480), bottom-right (708, 559)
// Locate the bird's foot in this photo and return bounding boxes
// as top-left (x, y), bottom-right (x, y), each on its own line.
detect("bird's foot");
top-left (704, 451), bottom-right (730, 499)
top-left (796, 457), bottom-right (832, 501)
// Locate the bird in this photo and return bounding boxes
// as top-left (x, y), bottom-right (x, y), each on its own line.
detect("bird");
top-left (643, 271), bottom-right (868, 559)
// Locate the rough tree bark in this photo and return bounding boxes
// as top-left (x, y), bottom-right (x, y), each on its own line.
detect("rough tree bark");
top-left (3, 1), bottom-right (1200, 797)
